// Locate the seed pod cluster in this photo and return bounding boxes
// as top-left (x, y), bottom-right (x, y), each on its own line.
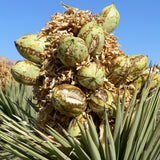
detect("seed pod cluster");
top-left (11, 2), bottom-right (158, 135)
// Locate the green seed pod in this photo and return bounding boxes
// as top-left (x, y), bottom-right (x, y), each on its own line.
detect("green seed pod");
top-left (52, 84), bottom-right (87, 117)
top-left (100, 3), bottom-right (120, 33)
top-left (129, 73), bottom-right (160, 94)
top-left (78, 21), bottom-right (104, 56)
top-left (156, 64), bottom-right (160, 70)
top-left (129, 75), bottom-right (147, 94)
top-left (15, 34), bottom-right (50, 64)
top-left (89, 88), bottom-right (116, 118)
top-left (128, 54), bottom-right (148, 81)
top-left (67, 114), bottom-right (86, 137)
top-left (11, 60), bottom-right (40, 85)
top-left (77, 62), bottom-right (105, 90)
top-left (108, 56), bottom-right (132, 86)
top-left (149, 74), bottom-right (160, 90)
top-left (57, 36), bottom-right (89, 67)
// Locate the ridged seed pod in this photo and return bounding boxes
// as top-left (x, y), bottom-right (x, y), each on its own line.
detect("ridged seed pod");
top-left (52, 84), bottom-right (87, 117)
top-left (15, 34), bottom-right (50, 64)
top-left (11, 60), bottom-right (40, 85)
top-left (89, 88), bottom-right (116, 118)
top-left (100, 3), bottom-right (120, 33)
top-left (57, 36), bottom-right (89, 67)
top-left (78, 21), bottom-right (104, 56)
top-left (77, 62), bottom-right (105, 90)
top-left (108, 56), bottom-right (131, 86)
top-left (128, 54), bottom-right (148, 81)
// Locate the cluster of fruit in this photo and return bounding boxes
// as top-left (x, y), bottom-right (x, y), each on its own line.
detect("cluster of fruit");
top-left (11, 2), bottom-right (160, 135)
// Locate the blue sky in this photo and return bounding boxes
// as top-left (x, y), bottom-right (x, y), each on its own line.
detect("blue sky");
top-left (0, 0), bottom-right (160, 65)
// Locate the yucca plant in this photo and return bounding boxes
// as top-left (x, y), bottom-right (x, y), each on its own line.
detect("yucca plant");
top-left (0, 77), bottom-right (160, 160)
top-left (1, 2), bottom-right (160, 160)
top-left (0, 79), bottom-right (38, 159)
top-left (0, 79), bottom-right (37, 122)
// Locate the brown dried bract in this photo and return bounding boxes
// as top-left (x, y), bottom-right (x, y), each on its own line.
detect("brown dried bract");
top-left (0, 60), bottom-right (13, 91)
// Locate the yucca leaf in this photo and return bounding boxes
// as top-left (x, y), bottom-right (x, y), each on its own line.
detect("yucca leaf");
top-left (1, 114), bottom-right (63, 159)
top-left (3, 144), bottom-right (30, 160)
top-left (72, 139), bottom-right (91, 160)
top-left (0, 80), bottom-right (37, 123)
top-left (120, 81), bottom-right (138, 156)
top-left (121, 88), bottom-right (126, 121)
top-left (46, 126), bottom-right (70, 145)
top-left (76, 118), bottom-right (88, 145)
top-left (35, 129), bottom-right (71, 160)
top-left (46, 140), bottom-right (71, 160)
top-left (142, 120), bottom-right (160, 159)
top-left (123, 82), bottom-right (150, 159)
top-left (135, 85), bottom-right (160, 159)
top-left (104, 111), bottom-right (116, 160)
top-left (113, 94), bottom-right (121, 159)
top-left (60, 126), bottom-right (83, 160)
top-left (9, 136), bottom-right (50, 157)
top-left (86, 115), bottom-right (105, 160)
top-left (135, 119), bottom-right (153, 159)
top-left (26, 97), bottom-right (39, 112)
top-left (0, 88), bottom-right (15, 117)
top-left (156, 153), bottom-right (160, 160)
top-left (148, 136), bottom-right (160, 160)
top-left (84, 123), bottom-right (101, 160)
top-left (136, 99), bottom-right (159, 157)
top-left (45, 126), bottom-right (72, 151)
top-left (0, 132), bottom-right (49, 160)
top-left (121, 80), bottom-right (138, 132)
top-left (61, 126), bottom-right (91, 160)
top-left (86, 116), bottom-right (99, 148)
